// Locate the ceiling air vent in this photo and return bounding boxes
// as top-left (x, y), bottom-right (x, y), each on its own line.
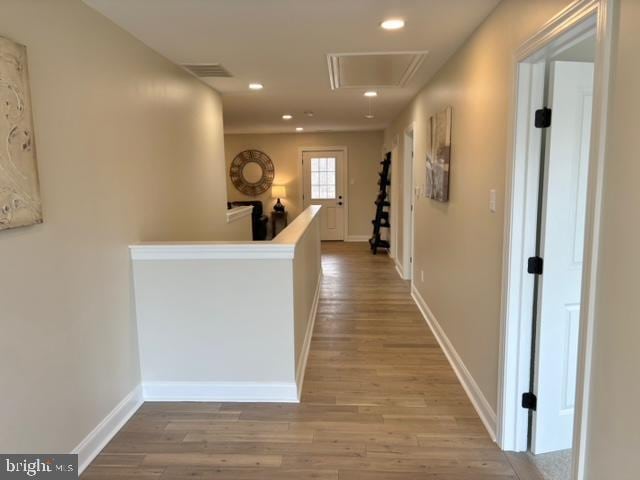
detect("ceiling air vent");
top-left (327, 51), bottom-right (428, 90)
top-left (183, 63), bottom-right (232, 78)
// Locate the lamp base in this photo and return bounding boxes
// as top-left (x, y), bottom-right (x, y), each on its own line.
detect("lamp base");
top-left (273, 198), bottom-right (285, 212)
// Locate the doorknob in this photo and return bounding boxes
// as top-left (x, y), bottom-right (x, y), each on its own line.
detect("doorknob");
top-left (338, 195), bottom-right (343, 199)
top-left (338, 201), bottom-right (343, 206)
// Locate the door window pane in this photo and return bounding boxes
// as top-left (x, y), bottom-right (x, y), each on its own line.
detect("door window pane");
top-left (310, 157), bottom-right (337, 199)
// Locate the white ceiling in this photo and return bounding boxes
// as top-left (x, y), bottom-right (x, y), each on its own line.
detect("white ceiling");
top-left (84, 0), bottom-right (500, 134)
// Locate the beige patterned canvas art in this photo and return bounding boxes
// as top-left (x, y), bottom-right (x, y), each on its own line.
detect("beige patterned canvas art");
top-left (0, 36), bottom-right (42, 231)
top-left (426, 106), bottom-right (452, 202)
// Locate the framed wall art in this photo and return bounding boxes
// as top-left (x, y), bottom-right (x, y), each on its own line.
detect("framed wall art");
top-left (0, 36), bottom-right (42, 231)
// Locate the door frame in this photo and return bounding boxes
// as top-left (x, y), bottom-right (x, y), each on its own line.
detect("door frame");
top-left (497, 1), bottom-right (613, 479)
top-left (298, 146), bottom-right (349, 241)
top-left (390, 136), bottom-right (400, 261)
top-left (401, 124), bottom-right (416, 282)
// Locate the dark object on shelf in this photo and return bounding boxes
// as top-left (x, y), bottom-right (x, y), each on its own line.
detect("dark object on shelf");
top-left (271, 185), bottom-right (286, 212)
top-left (273, 199), bottom-right (285, 212)
top-left (228, 200), bottom-right (269, 241)
top-left (370, 152), bottom-right (391, 254)
top-left (271, 211), bottom-right (288, 238)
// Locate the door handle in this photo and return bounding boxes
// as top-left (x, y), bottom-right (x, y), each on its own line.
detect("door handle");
top-left (338, 195), bottom-right (343, 199)
top-left (338, 201), bottom-right (343, 206)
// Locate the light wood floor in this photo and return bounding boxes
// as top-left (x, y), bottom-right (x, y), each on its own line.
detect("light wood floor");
top-left (83, 242), bottom-right (542, 479)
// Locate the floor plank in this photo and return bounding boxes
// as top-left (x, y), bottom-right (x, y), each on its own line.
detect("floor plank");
top-left (82, 242), bottom-right (541, 479)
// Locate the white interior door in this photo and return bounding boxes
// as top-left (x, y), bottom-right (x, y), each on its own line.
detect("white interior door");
top-left (532, 61), bottom-right (594, 454)
top-left (302, 150), bottom-right (345, 241)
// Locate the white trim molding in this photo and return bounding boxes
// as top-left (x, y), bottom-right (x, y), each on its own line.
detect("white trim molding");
top-left (226, 205), bottom-right (253, 223)
top-left (571, 3), bottom-right (614, 478)
top-left (516, 0), bottom-right (600, 60)
top-left (412, 285), bottom-right (497, 441)
top-left (130, 242), bottom-right (295, 260)
top-left (131, 206), bottom-right (322, 261)
top-left (345, 235), bottom-right (369, 242)
top-left (390, 140), bottom-right (400, 261)
top-left (403, 123), bottom-right (416, 282)
top-left (498, 59), bottom-right (546, 453)
top-left (394, 260), bottom-right (406, 281)
top-left (73, 385), bottom-right (143, 474)
top-left (295, 272), bottom-right (322, 399)
top-left (142, 381), bottom-right (298, 403)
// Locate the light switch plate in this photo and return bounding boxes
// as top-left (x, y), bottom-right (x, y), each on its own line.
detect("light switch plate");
top-left (489, 189), bottom-right (497, 213)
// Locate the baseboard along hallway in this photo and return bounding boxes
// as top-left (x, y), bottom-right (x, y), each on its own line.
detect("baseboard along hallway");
top-left (82, 243), bottom-right (544, 479)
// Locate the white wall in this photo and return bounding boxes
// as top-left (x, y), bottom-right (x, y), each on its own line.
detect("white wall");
top-left (133, 258), bottom-right (296, 383)
top-left (0, 0), bottom-right (247, 455)
top-left (130, 206), bottom-right (322, 402)
top-left (383, 0), bottom-right (575, 414)
top-left (292, 214), bottom-right (322, 372)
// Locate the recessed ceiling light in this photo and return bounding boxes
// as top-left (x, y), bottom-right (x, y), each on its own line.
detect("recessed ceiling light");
top-left (296, 127), bottom-right (304, 132)
top-left (364, 91), bottom-right (378, 97)
top-left (248, 83), bottom-right (263, 90)
top-left (381, 18), bottom-right (405, 30)
top-left (364, 114), bottom-right (375, 119)
top-left (304, 111), bottom-right (314, 117)
top-left (282, 114), bottom-right (292, 120)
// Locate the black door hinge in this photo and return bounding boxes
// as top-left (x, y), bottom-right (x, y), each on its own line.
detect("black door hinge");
top-left (527, 256), bottom-right (543, 275)
top-left (535, 107), bottom-right (552, 128)
top-left (522, 392), bottom-right (537, 411)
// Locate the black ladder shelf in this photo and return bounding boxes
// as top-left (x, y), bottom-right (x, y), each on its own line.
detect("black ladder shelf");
top-left (370, 152), bottom-right (391, 254)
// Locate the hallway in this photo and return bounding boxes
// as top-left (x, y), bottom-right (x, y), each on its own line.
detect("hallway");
top-left (83, 242), bottom-right (536, 479)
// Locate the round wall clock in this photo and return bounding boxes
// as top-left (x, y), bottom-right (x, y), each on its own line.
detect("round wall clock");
top-left (229, 149), bottom-right (275, 196)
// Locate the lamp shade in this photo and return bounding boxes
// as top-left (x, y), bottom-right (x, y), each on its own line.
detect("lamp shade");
top-left (271, 185), bottom-right (286, 198)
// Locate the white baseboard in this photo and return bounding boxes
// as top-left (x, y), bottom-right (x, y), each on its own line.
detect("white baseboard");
top-left (395, 260), bottom-right (405, 280)
top-left (295, 272), bottom-right (322, 399)
top-left (142, 381), bottom-right (298, 403)
top-left (71, 273), bottom-right (316, 473)
top-left (73, 385), bottom-right (143, 474)
top-left (344, 235), bottom-right (369, 242)
top-left (411, 285), bottom-right (497, 441)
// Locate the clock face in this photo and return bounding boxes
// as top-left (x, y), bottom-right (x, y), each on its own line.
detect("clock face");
top-left (230, 149), bottom-right (275, 196)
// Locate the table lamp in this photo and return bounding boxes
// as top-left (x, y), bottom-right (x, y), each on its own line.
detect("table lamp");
top-left (271, 185), bottom-right (286, 212)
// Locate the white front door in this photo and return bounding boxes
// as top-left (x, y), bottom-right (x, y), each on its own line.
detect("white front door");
top-left (302, 150), bottom-right (345, 241)
top-left (532, 61), bottom-right (594, 454)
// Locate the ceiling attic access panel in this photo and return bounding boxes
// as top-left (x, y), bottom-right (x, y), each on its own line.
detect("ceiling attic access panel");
top-left (327, 51), bottom-right (428, 90)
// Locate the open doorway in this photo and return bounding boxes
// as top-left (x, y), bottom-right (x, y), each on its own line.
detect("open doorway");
top-left (528, 32), bottom-right (596, 480)
top-left (499, 2), bottom-right (613, 480)
top-left (398, 125), bottom-right (414, 281)
top-left (389, 139), bottom-right (400, 261)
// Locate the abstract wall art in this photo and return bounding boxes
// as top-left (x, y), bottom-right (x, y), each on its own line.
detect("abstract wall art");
top-left (426, 106), bottom-right (452, 202)
top-left (0, 36), bottom-right (42, 231)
